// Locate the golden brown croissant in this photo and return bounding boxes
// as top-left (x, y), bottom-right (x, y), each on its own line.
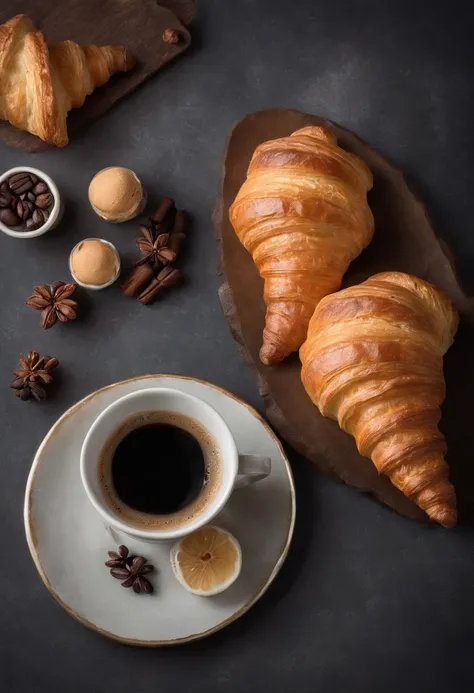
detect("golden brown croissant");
top-left (229, 125), bottom-right (374, 365)
top-left (300, 271), bottom-right (458, 527)
top-left (0, 15), bottom-right (135, 146)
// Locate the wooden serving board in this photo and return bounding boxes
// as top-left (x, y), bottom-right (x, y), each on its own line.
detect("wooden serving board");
top-left (0, 0), bottom-right (195, 152)
top-left (215, 108), bottom-right (474, 523)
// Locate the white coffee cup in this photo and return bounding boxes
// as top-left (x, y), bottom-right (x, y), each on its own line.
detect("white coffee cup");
top-left (80, 388), bottom-right (271, 542)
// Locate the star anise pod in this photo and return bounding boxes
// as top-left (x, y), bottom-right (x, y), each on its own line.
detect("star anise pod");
top-left (136, 224), bottom-right (176, 267)
top-left (108, 547), bottom-right (154, 594)
top-left (26, 281), bottom-right (78, 329)
top-left (10, 351), bottom-right (59, 401)
top-left (105, 545), bottom-right (133, 569)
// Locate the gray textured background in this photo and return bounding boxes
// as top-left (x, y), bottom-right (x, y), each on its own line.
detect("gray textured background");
top-left (2, 1), bottom-right (474, 691)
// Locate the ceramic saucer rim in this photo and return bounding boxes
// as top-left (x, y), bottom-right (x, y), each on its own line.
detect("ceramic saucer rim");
top-left (24, 374), bottom-right (296, 646)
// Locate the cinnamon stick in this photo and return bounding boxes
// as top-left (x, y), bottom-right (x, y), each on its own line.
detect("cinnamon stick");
top-left (121, 264), bottom-right (154, 297)
top-left (137, 267), bottom-right (182, 305)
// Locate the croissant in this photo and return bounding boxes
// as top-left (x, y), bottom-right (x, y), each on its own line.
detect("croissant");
top-left (0, 15), bottom-right (135, 146)
top-left (300, 271), bottom-right (458, 527)
top-left (229, 125), bottom-right (374, 365)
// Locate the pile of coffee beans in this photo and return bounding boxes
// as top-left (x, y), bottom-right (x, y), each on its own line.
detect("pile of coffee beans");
top-left (0, 172), bottom-right (54, 231)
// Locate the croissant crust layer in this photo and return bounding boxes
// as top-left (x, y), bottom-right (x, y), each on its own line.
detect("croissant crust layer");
top-left (230, 125), bottom-right (374, 364)
top-left (300, 271), bottom-right (458, 528)
top-left (0, 15), bottom-right (135, 146)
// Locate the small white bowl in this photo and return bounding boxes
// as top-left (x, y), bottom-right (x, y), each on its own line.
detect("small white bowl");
top-left (0, 166), bottom-right (63, 239)
top-left (69, 238), bottom-right (121, 290)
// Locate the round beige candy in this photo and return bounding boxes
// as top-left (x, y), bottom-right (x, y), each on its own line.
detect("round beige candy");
top-left (70, 239), bottom-right (120, 288)
top-left (88, 167), bottom-right (146, 222)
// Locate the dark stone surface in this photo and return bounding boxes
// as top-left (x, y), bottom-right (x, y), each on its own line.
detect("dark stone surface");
top-left (1, 1), bottom-right (473, 690)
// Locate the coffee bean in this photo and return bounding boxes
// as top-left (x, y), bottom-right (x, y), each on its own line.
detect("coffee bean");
top-left (17, 199), bottom-right (34, 221)
top-left (8, 173), bottom-right (33, 195)
top-left (35, 192), bottom-right (53, 210)
top-left (1, 173), bottom-right (54, 229)
top-left (32, 182), bottom-right (48, 195)
top-left (32, 208), bottom-right (47, 226)
top-left (8, 173), bottom-right (27, 185)
top-left (26, 217), bottom-right (41, 231)
top-left (16, 180), bottom-right (34, 194)
top-left (0, 192), bottom-right (12, 208)
top-left (0, 207), bottom-right (20, 227)
top-left (16, 200), bottom-right (35, 221)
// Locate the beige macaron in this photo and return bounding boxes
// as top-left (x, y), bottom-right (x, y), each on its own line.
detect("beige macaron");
top-left (88, 167), bottom-right (146, 223)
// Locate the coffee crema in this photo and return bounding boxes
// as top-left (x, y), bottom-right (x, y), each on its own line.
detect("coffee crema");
top-left (98, 410), bottom-right (222, 531)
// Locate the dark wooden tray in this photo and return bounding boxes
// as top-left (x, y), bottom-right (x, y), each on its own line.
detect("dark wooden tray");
top-left (215, 108), bottom-right (474, 523)
top-left (0, 0), bottom-right (195, 152)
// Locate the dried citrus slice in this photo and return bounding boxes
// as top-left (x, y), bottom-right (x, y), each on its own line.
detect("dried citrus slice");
top-left (170, 525), bottom-right (242, 596)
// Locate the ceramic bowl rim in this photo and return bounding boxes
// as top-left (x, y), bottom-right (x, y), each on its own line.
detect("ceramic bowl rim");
top-left (0, 166), bottom-right (60, 238)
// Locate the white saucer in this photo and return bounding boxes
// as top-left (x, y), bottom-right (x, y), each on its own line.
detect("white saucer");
top-left (24, 375), bottom-right (295, 646)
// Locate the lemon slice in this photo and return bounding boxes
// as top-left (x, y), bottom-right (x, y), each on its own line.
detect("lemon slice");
top-left (170, 525), bottom-right (242, 597)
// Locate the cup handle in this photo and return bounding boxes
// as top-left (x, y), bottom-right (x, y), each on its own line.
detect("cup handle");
top-left (234, 454), bottom-right (271, 489)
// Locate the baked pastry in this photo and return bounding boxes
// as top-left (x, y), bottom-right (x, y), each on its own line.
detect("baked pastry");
top-left (0, 15), bottom-right (135, 146)
top-left (300, 271), bottom-right (458, 527)
top-left (229, 125), bottom-right (374, 365)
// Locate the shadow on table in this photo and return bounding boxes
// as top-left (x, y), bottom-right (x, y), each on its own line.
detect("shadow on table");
top-left (439, 319), bottom-right (474, 522)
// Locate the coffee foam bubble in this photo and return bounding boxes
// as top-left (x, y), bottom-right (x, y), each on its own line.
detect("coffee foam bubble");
top-left (98, 410), bottom-right (222, 531)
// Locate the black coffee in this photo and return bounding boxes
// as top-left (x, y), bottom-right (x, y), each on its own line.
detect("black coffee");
top-left (111, 423), bottom-right (205, 514)
top-left (99, 410), bottom-right (222, 530)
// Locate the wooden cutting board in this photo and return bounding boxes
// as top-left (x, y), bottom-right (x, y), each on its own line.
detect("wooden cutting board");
top-left (215, 108), bottom-right (474, 523)
top-left (0, 0), bottom-right (195, 152)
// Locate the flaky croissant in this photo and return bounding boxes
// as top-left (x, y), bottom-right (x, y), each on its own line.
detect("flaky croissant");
top-left (229, 125), bottom-right (374, 365)
top-left (0, 15), bottom-right (135, 146)
top-left (300, 271), bottom-right (458, 527)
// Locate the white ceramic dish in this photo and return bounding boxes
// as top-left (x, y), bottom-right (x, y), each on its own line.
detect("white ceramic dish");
top-left (69, 238), bottom-right (121, 290)
top-left (0, 166), bottom-right (62, 238)
top-left (24, 375), bottom-right (296, 646)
